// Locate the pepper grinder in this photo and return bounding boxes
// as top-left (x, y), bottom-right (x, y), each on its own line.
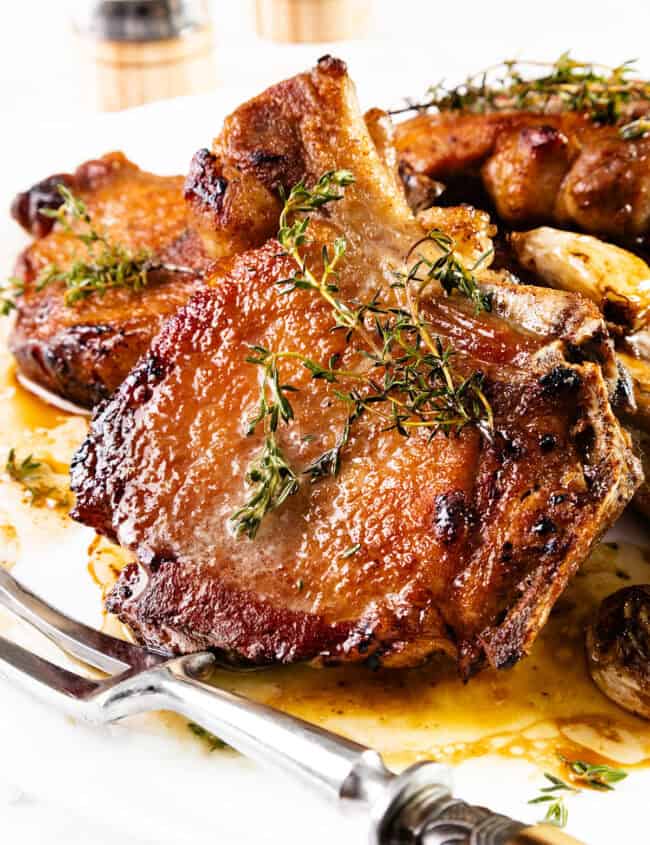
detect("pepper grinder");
top-left (255, 0), bottom-right (372, 43)
top-left (72, 0), bottom-right (216, 112)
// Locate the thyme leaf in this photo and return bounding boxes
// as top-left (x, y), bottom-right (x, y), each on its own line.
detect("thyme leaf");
top-left (562, 758), bottom-right (627, 791)
top-left (396, 229), bottom-right (492, 315)
top-left (5, 448), bottom-right (71, 508)
top-left (230, 434), bottom-right (299, 539)
top-left (35, 184), bottom-right (152, 306)
top-left (0, 277), bottom-right (25, 316)
top-left (528, 773), bottom-right (576, 828)
top-left (527, 760), bottom-right (627, 829)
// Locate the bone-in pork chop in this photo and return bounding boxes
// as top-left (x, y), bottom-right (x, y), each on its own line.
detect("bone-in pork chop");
top-left (71, 58), bottom-right (642, 676)
top-left (9, 153), bottom-right (214, 408)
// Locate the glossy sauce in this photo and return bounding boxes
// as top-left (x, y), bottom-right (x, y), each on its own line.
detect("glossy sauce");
top-left (2, 329), bottom-right (650, 773)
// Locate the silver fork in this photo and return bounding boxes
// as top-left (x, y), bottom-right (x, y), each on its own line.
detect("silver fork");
top-left (0, 568), bottom-right (583, 845)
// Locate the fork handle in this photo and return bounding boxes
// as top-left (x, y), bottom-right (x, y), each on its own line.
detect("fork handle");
top-left (158, 654), bottom-right (395, 807)
top-left (136, 656), bottom-right (586, 845)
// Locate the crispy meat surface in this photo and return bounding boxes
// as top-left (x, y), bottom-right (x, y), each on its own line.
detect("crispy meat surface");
top-left (395, 112), bottom-right (650, 246)
top-left (9, 153), bottom-right (214, 408)
top-left (71, 59), bottom-right (641, 675)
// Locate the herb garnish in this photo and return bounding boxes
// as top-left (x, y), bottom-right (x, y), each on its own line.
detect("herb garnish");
top-left (391, 53), bottom-right (650, 141)
top-left (5, 448), bottom-right (71, 507)
top-left (562, 758), bottom-right (628, 791)
top-left (0, 278), bottom-right (25, 315)
top-left (230, 171), bottom-right (493, 538)
top-left (528, 760), bottom-right (628, 828)
top-left (32, 185), bottom-right (151, 306)
top-left (187, 721), bottom-right (229, 751)
top-left (229, 348), bottom-right (300, 539)
top-left (528, 773), bottom-right (576, 828)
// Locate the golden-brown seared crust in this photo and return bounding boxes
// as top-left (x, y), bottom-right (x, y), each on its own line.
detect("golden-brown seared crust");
top-left (395, 111), bottom-right (650, 244)
top-left (9, 153), bottom-right (215, 407)
top-left (185, 56), bottom-right (406, 260)
top-left (71, 61), bottom-right (641, 675)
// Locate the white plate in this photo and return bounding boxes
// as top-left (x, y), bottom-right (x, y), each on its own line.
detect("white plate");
top-left (1, 45), bottom-right (649, 845)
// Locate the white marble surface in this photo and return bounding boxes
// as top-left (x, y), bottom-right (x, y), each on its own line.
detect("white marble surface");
top-left (2, 10), bottom-right (650, 844)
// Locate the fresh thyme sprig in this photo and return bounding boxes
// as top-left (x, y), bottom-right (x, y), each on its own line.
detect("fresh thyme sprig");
top-left (528, 760), bottom-right (628, 829)
top-left (5, 448), bottom-right (71, 508)
top-left (230, 347), bottom-right (300, 539)
top-left (231, 170), bottom-right (494, 538)
top-left (391, 53), bottom-right (650, 140)
top-left (528, 773), bottom-right (576, 828)
top-left (277, 170), bottom-right (382, 350)
top-left (34, 184), bottom-right (151, 306)
top-left (396, 229), bottom-right (492, 315)
top-left (561, 758), bottom-right (628, 791)
top-left (0, 277), bottom-right (25, 316)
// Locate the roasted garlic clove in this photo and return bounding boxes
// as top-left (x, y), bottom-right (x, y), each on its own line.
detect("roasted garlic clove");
top-left (586, 585), bottom-right (650, 719)
top-left (510, 227), bottom-right (650, 332)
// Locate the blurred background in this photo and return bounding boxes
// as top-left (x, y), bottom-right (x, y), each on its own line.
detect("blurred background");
top-left (1, 0), bottom-right (649, 119)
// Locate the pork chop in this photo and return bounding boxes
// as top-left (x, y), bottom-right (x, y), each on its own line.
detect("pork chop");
top-left (71, 58), bottom-right (642, 675)
top-left (9, 153), bottom-right (215, 408)
top-left (395, 112), bottom-right (650, 248)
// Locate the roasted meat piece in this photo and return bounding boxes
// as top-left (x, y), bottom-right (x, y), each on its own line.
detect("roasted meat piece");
top-left (70, 59), bottom-right (641, 676)
top-left (9, 152), bottom-right (214, 408)
top-left (395, 112), bottom-right (650, 247)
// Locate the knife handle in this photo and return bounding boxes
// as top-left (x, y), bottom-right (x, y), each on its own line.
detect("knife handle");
top-left (372, 767), bottom-right (588, 845)
top-left (507, 827), bottom-right (587, 845)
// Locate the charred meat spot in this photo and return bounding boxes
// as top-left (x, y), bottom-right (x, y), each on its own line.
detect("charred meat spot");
top-left (539, 366), bottom-right (581, 396)
top-left (11, 173), bottom-right (71, 237)
top-left (316, 54), bottom-right (347, 77)
top-left (603, 296), bottom-right (636, 329)
top-left (184, 149), bottom-right (227, 210)
top-left (612, 359), bottom-right (636, 413)
top-left (434, 490), bottom-right (471, 544)
top-left (574, 424), bottom-right (596, 469)
top-left (539, 433), bottom-right (557, 453)
top-left (543, 537), bottom-right (560, 555)
top-left (501, 541), bottom-right (514, 562)
top-left (532, 516), bottom-right (557, 536)
top-left (247, 150), bottom-right (287, 169)
top-left (145, 355), bottom-right (166, 382)
top-left (496, 430), bottom-right (523, 460)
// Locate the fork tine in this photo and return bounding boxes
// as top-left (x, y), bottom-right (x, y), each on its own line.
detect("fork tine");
top-left (0, 633), bottom-right (100, 710)
top-left (0, 569), bottom-right (164, 674)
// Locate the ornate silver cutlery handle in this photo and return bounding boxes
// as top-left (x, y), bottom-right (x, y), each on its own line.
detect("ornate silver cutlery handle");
top-left (0, 569), bottom-right (586, 845)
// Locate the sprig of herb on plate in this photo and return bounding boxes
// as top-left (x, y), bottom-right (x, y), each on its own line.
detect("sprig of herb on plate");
top-left (528, 773), bottom-right (577, 828)
top-left (528, 760), bottom-right (628, 828)
top-left (561, 758), bottom-right (628, 791)
top-left (5, 448), bottom-right (71, 508)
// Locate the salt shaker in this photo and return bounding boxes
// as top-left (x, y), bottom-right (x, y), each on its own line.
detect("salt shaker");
top-left (72, 0), bottom-right (216, 112)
